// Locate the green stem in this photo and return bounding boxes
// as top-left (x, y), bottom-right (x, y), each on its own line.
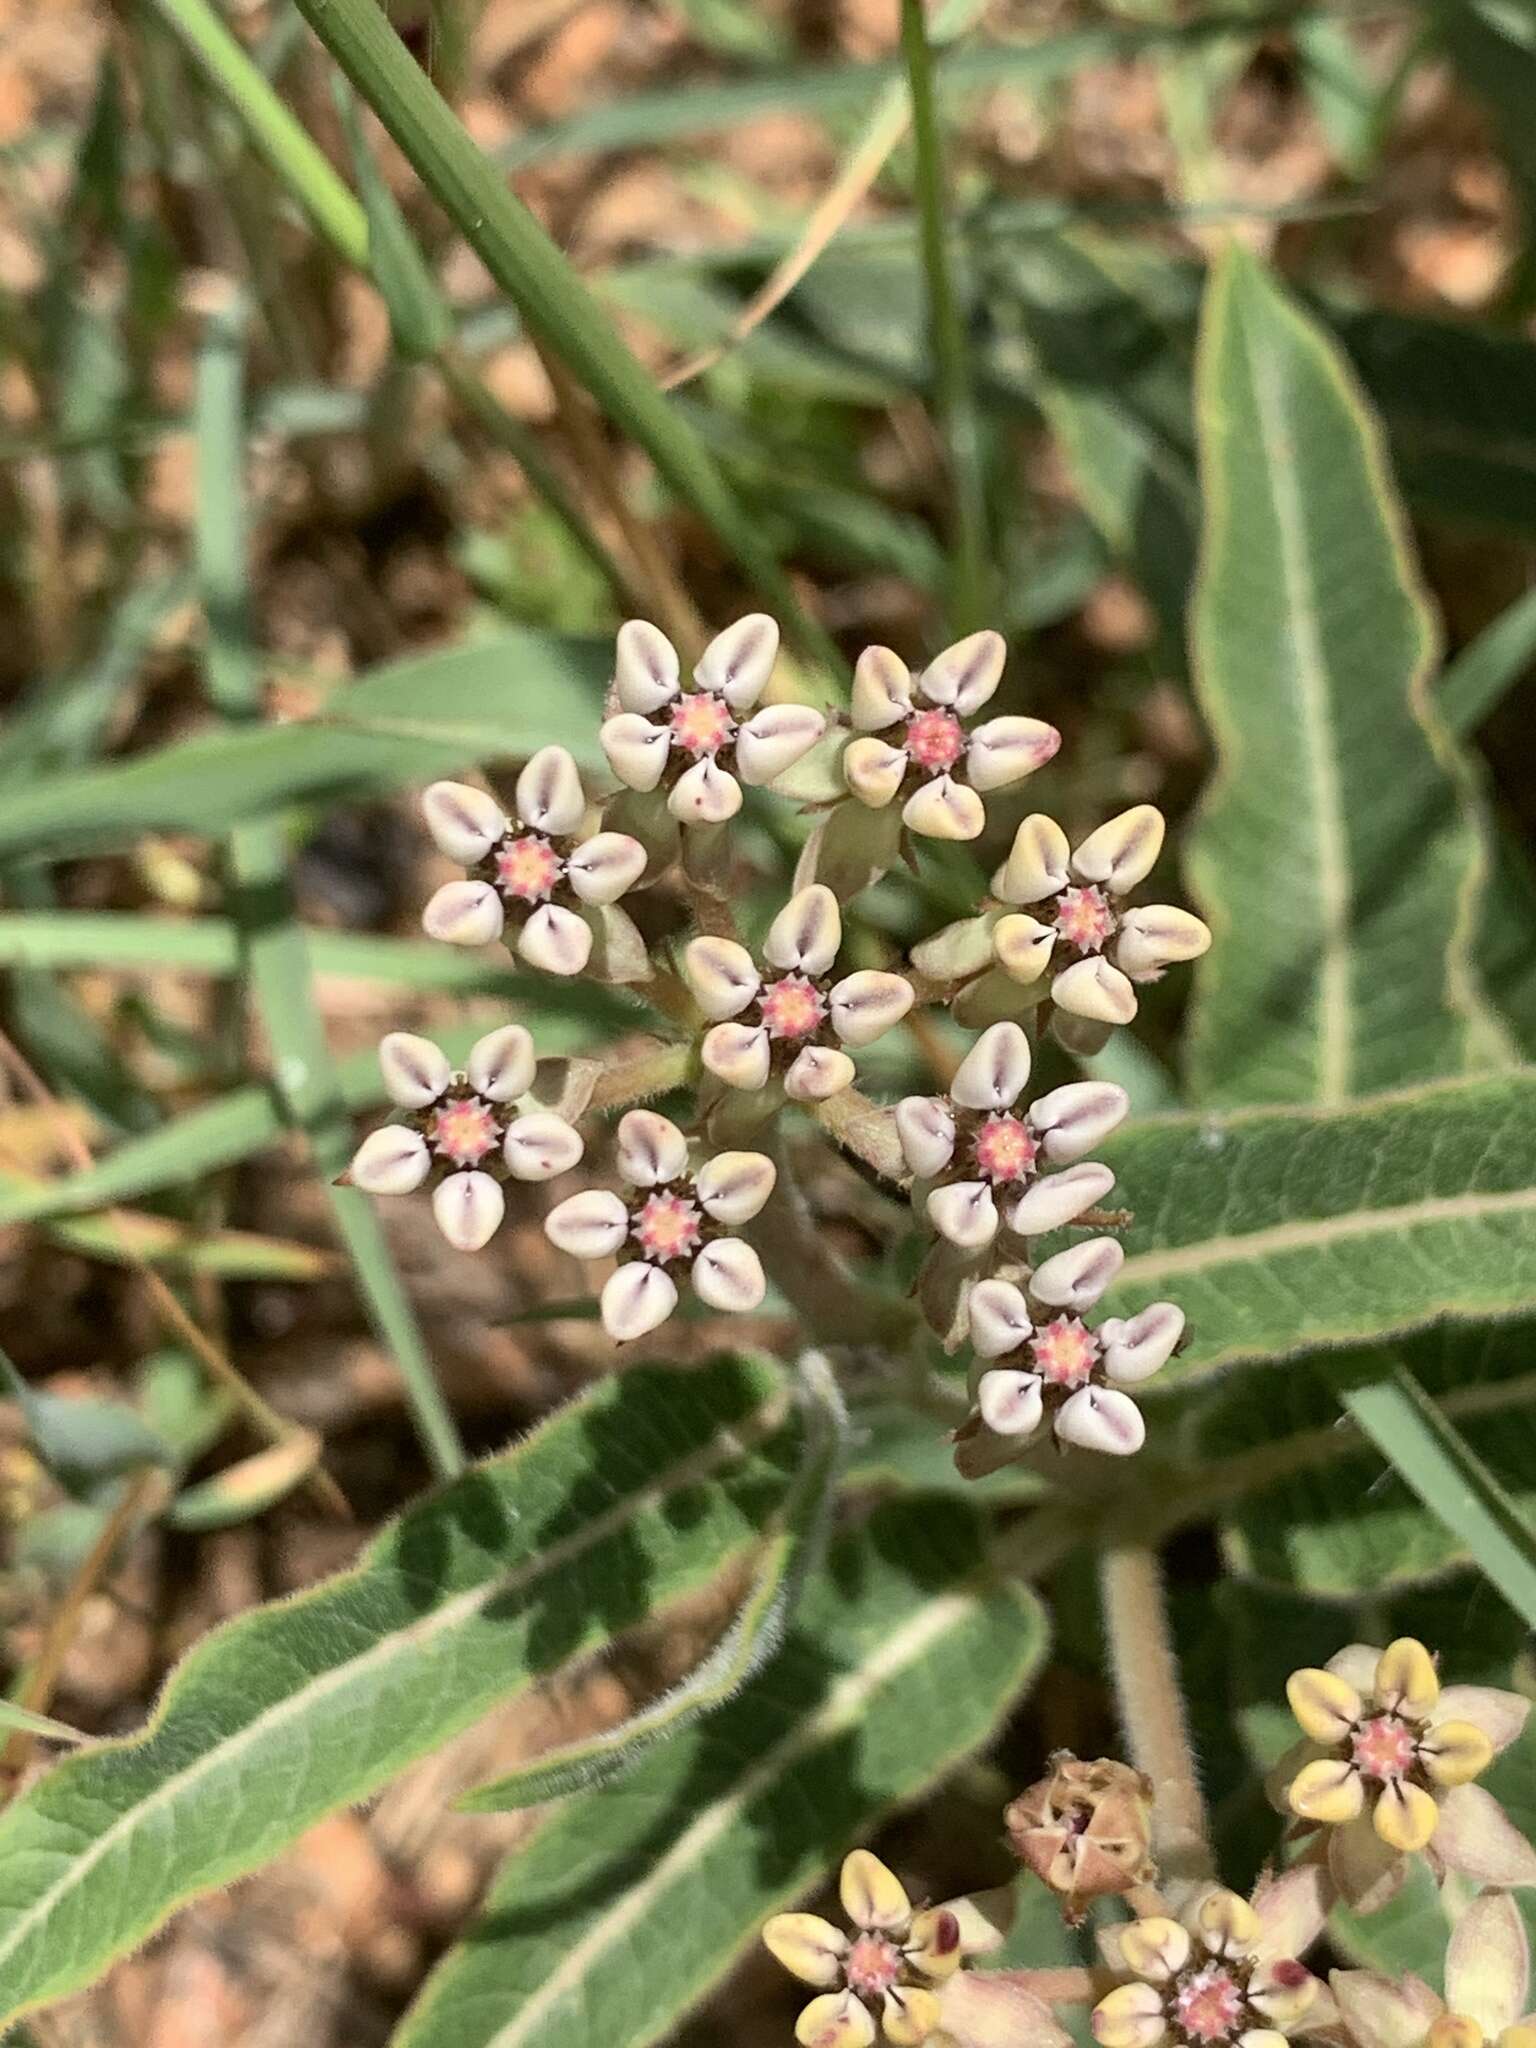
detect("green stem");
top-left (754, 1131), bottom-right (918, 1348)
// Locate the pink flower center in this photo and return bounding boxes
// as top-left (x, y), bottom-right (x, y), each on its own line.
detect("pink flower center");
top-left (1030, 1316), bottom-right (1100, 1389)
top-left (973, 1114), bottom-right (1040, 1184)
top-left (1055, 884), bottom-right (1116, 952)
top-left (844, 1933), bottom-right (903, 2000)
top-left (495, 833), bottom-right (563, 904)
top-left (631, 1190), bottom-right (702, 1264)
top-left (669, 692), bottom-right (735, 757)
top-left (1351, 1713), bottom-right (1419, 1782)
top-left (1175, 1967), bottom-right (1246, 2044)
top-left (429, 1098), bottom-right (500, 1167)
top-left (905, 707), bottom-right (966, 773)
top-left (759, 974), bottom-right (827, 1041)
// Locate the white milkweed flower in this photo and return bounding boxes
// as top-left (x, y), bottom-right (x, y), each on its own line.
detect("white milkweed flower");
top-left (894, 1021), bottom-right (1127, 1250)
top-left (420, 745), bottom-right (645, 978)
top-left (599, 615), bottom-right (826, 826)
top-left (842, 632), bottom-right (1059, 842)
top-left (954, 1250), bottom-right (1185, 1468)
top-left (1092, 1886), bottom-right (1319, 2048)
top-left (543, 1110), bottom-right (776, 1341)
top-left (684, 884), bottom-right (914, 1101)
top-left (347, 1026), bottom-right (584, 1252)
top-left (990, 806), bottom-right (1211, 1027)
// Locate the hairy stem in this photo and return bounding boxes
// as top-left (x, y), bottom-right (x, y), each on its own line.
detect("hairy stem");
top-left (754, 1130), bottom-right (917, 1347)
top-left (588, 1040), bottom-right (693, 1112)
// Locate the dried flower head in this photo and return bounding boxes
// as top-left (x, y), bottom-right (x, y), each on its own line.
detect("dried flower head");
top-left (1093, 1887), bottom-right (1318, 2048)
top-left (600, 615), bottom-right (825, 825)
top-left (1006, 1753), bottom-right (1155, 1921)
top-left (1334, 1893), bottom-right (1536, 2048)
top-left (543, 1110), bottom-right (775, 1339)
top-left (348, 1027), bottom-right (583, 1251)
top-left (842, 634), bottom-right (1059, 841)
top-left (685, 884), bottom-right (914, 1100)
top-left (421, 747), bottom-right (645, 976)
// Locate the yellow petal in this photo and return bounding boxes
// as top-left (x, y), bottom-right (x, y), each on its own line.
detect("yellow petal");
top-left (798, 1992), bottom-right (879, 2048)
top-left (1195, 1888), bottom-right (1262, 1959)
top-left (1286, 1667), bottom-right (1363, 1744)
top-left (906, 1908), bottom-right (964, 1981)
top-left (1119, 1918), bottom-right (1192, 1984)
top-left (842, 1849), bottom-right (912, 1933)
top-left (1499, 2028), bottom-right (1536, 2048)
top-left (1427, 2020), bottom-right (1485, 2048)
top-left (1373, 1778), bottom-right (1440, 1853)
top-left (1421, 1720), bottom-right (1495, 1788)
top-left (1093, 1982), bottom-right (1170, 2048)
top-left (1289, 1758), bottom-right (1366, 1826)
top-left (765, 1913), bottom-right (851, 1987)
top-left (884, 1985), bottom-right (943, 2045)
top-left (1375, 1639), bottom-right (1440, 1717)
top-left (1236, 2031), bottom-right (1289, 2048)
top-left (1250, 1959), bottom-right (1319, 2028)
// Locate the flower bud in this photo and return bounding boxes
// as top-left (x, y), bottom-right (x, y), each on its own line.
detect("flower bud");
top-left (601, 712), bottom-right (671, 792)
top-left (1099, 1303), bottom-right (1185, 1384)
top-left (566, 831), bottom-right (647, 905)
top-left (926, 1181), bottom-right (999, 1249)
top-left (1005, 1754), bottom-right (1155, 1922)
top-left (994, 914), bottom-right (1057, 985)
top-left (692, 1237), bottom-right (766, 1313)
top-left (894, 1096), bottom-right (956, 1178)
top-left (918, 630), bottom-right (1005, 713)
top-left (349, 1126), bottom-right (431, 1194)
top-left (423, 879), bottom-right (505, 947)
top-left (668, 756), bottom-right (743, 825)
top-left (1071, 805), bottom-right (1165, 894)
top-left (977, 1368), bottom-right (1044, 1438)
top-left (950, 1020), bottom-right (1029, 1111)
top-left (1027, 1081), bottom-right (1129, 1163)
top-left (545, 1188), bottom-right (629, 1260)
top-left (616, 1108), bottom-right (689, 1187)
top-left (829, 970), bottom-right (914, 1047)
top-left (910, 912), bottom-right (997, 983)
top-left (843, 736), bottom-right (906, 808)
top-left (968, 1278), bottom-right (1033, 1357)
top-left (1007, 1161), bottom-right (1114, 1235)
top-left (1031, 1235), bottom-right (1124, 1309)
top-left (1056, 1386), bottom-right (1145, 1455)
top-left (379, 1031), bottom-right (451, 1108)
top-left (1115, 905), bottom-right (1213, 979)
top-left (516, 902), bottom-right (593, 976)
top-left (515, 745), bottom-right (586, 836)
top-left (466, 1024), bottom-right (536, 1102)
top-left (736, 703), bottom-right (826, 785)
top-left (851, 645), bottom-right (914, 731)
top-left (432, 1170), bottom-right (505, 1251)
top-left (614, 618), bottom-right (681, 712)
top-left (967, 716), bottom-right (1060, 792)
top-left (903, 775), bottom-right (985, 840)
top-left (422, 780), bottom-right (507, 863)
top-left (765, 885), bottom-right (842, 977)
top-left (694, 612), bottom-right (779, 711)
top-left (784, 1045), bottom-right (857, 1101)
top-left (695, 1150), bottom-right (777, 1225)
top-left (702, 1021), bottom-right (772, 1090)
top-left (600, 1262), bottom-right (678, 1340)
top-left (503, 1112), bottom-right (584, 1181)
top-left (1051, 956), bottom-right (1138, 1025)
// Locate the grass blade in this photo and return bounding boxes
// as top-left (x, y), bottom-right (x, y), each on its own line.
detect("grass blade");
top-left (1439, 583), bottom-right (1536, 738)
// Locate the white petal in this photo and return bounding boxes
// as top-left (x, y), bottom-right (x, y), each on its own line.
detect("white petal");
top-left (1072, 805), bottom-right (1165, 893)
top-left (918, 630), bottom-right (1005, 712)
top-left (926, 1181), bottom-right (999, 1249)
top-left (423, 879), bottom-right (505, 947)
top-left (544, 1188), bottom-right (628, 1259)
top-left (515, 745), bottom-right (585, 836)
top-left (601, 712), bottom-right (671, 792)
top-left (517, 902), bottom-right (593, 976)
top-left (993, 913), bottom-right (1056, 985)
top-left (601, 1262), bottom-right (678, 1340)
top-left (1027, 1081), bottom-right (1130, 1163)
top-left (466, 1024), bottom-right (536, 1102)
top-left (502, 1112), bottom-right (584, 1182)
top-left (692, 1237), bottom-right (766, 1313)
top-left (684, 936), bottom-right (762, 1020)
top-left (735, 704), bottom-right (826, 785)
top-left (765, 884), bottom-right (842, 976)
top-left (616, 1109), bottom-right (689, 1187)
top-left (902, 775), bottom-right (985, 841)
top-left (695, 613), bottom-right (779, 711)
top-left (1006, 1160), bottom-right (1114, 1235)
top-left (850, 644), bottom-right (914, 730)
top-left (967, 1277), bottom-right (1033, 1358)
top-left (668, 756), bottom-right (742, 825)
top-left (1055, 1385), bottom-right (1145, 1455)
top-left (950, 1020), bottom-right (1030, 1111)
top-left (1115, 905), bottom-right (1213, 979)
top-left (977, 1368), bottom-right (1044, 1438)
top-left (614, 618), bottom-right (681, 713)
top-left (894, 1096), bottom-right (956, 1178)
top-left (1051, 956), bottom-right (1138, 1025)
top-left (702, 1021), bottom-right (772, 1090)
top-left (783, 1045), bottom-right (857, 1101)
top-left (1445, 1891), bottom-right (1529, 2040)
top-left (829, 969), bottom-right (914, 1047)
top-left (349, 1125), bottom-right (431, 1194)
top-left (566, 831), bottom-right (646, 905)
top-left (966, 716), bottom-right (1060, 792)
top-left (843, 736), bottom-right (907, 807)
top-left (695, 1151), bottom-right (777, 1225)
top-left (1031, 1235), bottom-right (1124, 1309)
top-left (994, 813), bottom-right (1070, 904)
top-left (421, 781), bottom-right (507, 864)
top-left (379, 1031), bottom-right (452, 1110)
top-left (432, 1171), bottom-right (505, 1251)
top-left (1099, 1303), bottom-right (1185, 1385)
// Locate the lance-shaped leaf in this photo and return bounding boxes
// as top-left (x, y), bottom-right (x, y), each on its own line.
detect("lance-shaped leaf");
top-left (1187, 244), bottom-right (1506, 1106)
top-left (395, 1496), bottom-right (1047, 2048)
top-left (0, 1356), bottom-right (801, 2031)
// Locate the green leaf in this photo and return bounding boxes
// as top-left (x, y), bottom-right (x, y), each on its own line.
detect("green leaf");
top-left (0, 1350), bottom-right (173, 1497)
top-left (394, 1496), bottom-right (1047, 2048)
top-left (1099, 1071), bottom-right (1536, 1384)
top-left (0, 1702), bottom-right (86, 1748)
top-left (1187, 244), bottom-right (1505, 1106)
top-left (0, 1356), bottom-right (800, 2030)
top-left (334, 83), bottom-right (450, 362)
top-left (1439, 584), bottom-right (1536, 739)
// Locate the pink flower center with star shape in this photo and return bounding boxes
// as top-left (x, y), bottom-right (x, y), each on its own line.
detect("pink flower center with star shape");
top-left (1055, 884), bottom-right (1116, 952)
top-left (1350, 1713), bottom-right (1420, 1782)
top-left (844, 1933), bottom-right (903, 2001)
top-left (632, 1189), bottom-right (703, 1264)
top-left (1174, 1967), bottom-right (1246, 2044)
top-left (495, 833), bottom-right (563, 904)
top-left (429, 1097), bottom-right (501, 1167)
top-left (973, 1113), bottom-right (1040, 1185)
top-left (1030, 1316), bottom-right (1100, 1389)
top-left (758, 973), bottom-right (828, 1041)
top-left (905, 707), bottom-right (966, 774)
top-left (669, 692), bottom-right (735, 758)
